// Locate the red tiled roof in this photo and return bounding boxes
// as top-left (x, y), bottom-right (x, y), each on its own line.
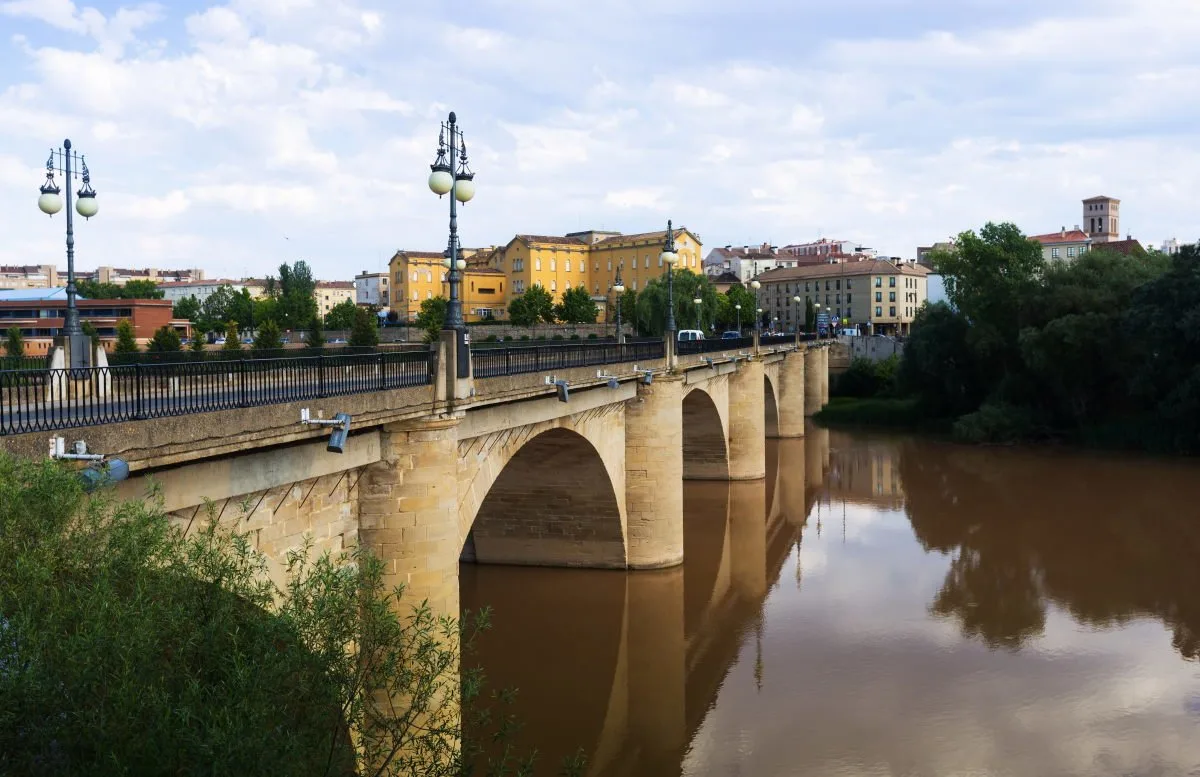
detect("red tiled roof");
top-left (393, 250), bottom-right (445, 259)
top-left (757, 260), bottom-right (930, 282)
top-left (1082, 195), bottom-right (1119, 203)
top-left (1094, 238), bottom-right (1145, 256)
top-left (1030, 230), bottom-right (1090, 245)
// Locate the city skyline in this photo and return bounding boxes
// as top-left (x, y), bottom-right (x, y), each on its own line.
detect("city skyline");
top-left (0, 0), bottom-right (1195, 281)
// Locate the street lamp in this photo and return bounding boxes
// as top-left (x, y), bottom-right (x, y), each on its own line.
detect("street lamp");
top-left (692, 295), bottom-right (702, 331)
top-left (793, 295), bottom-right (801, 334)
top-left (750, 279), bottom-right (762, 338)
top-left (427, 111), bottom-right (475, 378)
top-left (612, 264), bottom-right (625, 343)
top-left (660, 219), bottom-right (679, 336)
top-left (735, 303), bottom-right (742, 337)
top-left (37, 139), bottom-right (98, 369)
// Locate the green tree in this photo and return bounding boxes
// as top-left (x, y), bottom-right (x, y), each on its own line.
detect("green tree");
top-left (189, 331), bottom-right (206, 353)
top-left (554, 286), bottom-right (599, 324)
top-left (305, 316), bottom-right (326, 349)
top-left (197, 285), bottom-right (238, 336)
top-left (415, 296), bottom-right (448, 344)
top-left (277, 261), bottom-right (319, 329)
top-left (507, 285), bottom-right (555, 327)
top-left (80, 320), bottom-right (99, 347)
top-left (173, 295), bottom-right (201, 321)
top-left (929, 222), bottom-right (1044, 382)
top-left (804, 298), bottom-right (815, 332)
top-left (121, 280), bottom-right (164, 299)
top-left (324, 298), bottom-right (359, 331)
top-left (147, 326), bottom-right (182, 353)
top-left (633, 271), bottom-right (717, 337)
top-left (348, 306), bottom-right (379, 347)
top-left (4, 326), bottom-right (24, 358)
top-left (0, 452), bottom-right (576, 777)
top-left (229, 288), bottom-right (258, 329)
top-left (221, 321), bottom-right (243, 354)
top-left (252, 319), bottom-right (284, 352)
top-left (897, 302), bottom-right (982, 417)
top-left (113, 320), bottom-right (139, 355)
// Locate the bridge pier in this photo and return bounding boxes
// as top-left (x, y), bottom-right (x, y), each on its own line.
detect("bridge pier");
top-left (727, 358), bottom-right (766, 480)
top-left (804, 348), bottom-right (824, 417)
top-left (819, 346), bottom-right (830, 407)
top-left (774, 351), bottom-right (806, 438)
top-left (359, 416), bottom-right (462, 619)
top-left (625, 375), bottom-right (684, 569)
top-left (729, 480), bottom-right (768, 600)
top-left (626, 567), bottom-right (687, 773)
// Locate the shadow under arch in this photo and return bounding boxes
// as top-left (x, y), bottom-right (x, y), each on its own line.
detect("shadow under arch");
top-left (463, 427), bottom-right (626, 569)
top-left (764, 373), bottom-right (780, 438)
top-left (682, 388), bottom-right (729, 480)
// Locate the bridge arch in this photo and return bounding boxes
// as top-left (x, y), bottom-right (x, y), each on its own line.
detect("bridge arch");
top-left (764, 374), bottom-right (780, 439)
top-left (460, 420), bottom-right (627, 569)
top-left (681, 385), bottom-right (729, 480)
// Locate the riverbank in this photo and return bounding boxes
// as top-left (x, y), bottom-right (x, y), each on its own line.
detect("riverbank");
top-left (813, 397), bottom-right (953, 435)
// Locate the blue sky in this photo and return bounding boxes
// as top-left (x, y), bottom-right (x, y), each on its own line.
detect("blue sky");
top-left (1, 0), bottom-right (1196, 281)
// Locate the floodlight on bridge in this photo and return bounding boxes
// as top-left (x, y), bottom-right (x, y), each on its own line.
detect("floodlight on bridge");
top-left (543, 375), bottom-right (570, 402)
top-left (632, 366), bottom-right (653, 385)
top-left (595, 370), bottom-right (621, 389)
top-left (300, 408), bottom-right (354, 454)
top-left (49, 436), bottom-right (130, 491)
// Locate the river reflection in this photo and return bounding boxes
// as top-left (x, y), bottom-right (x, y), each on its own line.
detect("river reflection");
top-left (462, 428), bottom-right (1200, 776)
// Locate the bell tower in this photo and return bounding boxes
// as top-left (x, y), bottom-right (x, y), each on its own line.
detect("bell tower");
top-left (1082, 196), bottom-right (1120, 243)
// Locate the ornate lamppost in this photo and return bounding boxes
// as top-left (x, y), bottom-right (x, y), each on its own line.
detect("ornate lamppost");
top-left (750, 278), bottom-right (762, 338)
top-left (427, 112), bottom-right (475, 378)
top-left (612, 264), bottom-right (625, 343)
top-left (692, 295), bottom-right (702, 331)
top-left (735, 303), bottom-right (742, 337)
top-left (660, 220), bottom-right (679, 336)
top-left (793, 295), bottom-right (802, 334)
top-left (37, 139), bottom-right (99, 369)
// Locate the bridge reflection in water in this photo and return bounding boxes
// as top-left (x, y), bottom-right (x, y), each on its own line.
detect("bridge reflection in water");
top-left (459, 432), bottom-right (825, 777)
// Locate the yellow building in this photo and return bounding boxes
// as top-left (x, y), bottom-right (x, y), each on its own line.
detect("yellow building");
top-left (494, 227), bottom-right (703, 319)
top-left (314, 281), bottom-right (356, 319)
top-left (758, 259), bottom-right (929, 336)
top-left (388, 250), bottom-right (508, 322)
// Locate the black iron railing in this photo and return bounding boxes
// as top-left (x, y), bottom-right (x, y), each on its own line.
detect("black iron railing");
top-left (677, 336), bottom-right (756, 355)
top-left (106, 344), bottom-right (420, 366)
top-left (0, 349), bottom-right (436, 436)
top-left (471, 340), bottom-right (665, 379)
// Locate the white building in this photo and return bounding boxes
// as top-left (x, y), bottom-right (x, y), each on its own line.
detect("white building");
top-left (1162, 238), bottom-right (1182, 255)
top-left (159, 279), bottom-right (265, 304)
top-left (780, 238), bottom-right (876, 260)
top-left (354, 270), bottom-right (390, 309)
top-left (703, 244), bottom-right (807, 283)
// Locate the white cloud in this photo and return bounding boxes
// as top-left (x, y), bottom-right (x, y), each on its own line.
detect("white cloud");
top-left (0, 0), bottom-right (1195, 278)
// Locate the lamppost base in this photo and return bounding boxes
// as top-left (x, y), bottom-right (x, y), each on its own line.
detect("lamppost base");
top-left (52, 333), bottom-right (95, 371)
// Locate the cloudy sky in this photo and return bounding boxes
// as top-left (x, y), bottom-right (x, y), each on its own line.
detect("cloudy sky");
top-left (1, 0), bottom-right (1196, 281)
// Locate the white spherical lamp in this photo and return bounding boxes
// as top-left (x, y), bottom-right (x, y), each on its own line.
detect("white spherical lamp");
top-left (750, 279), bottom-right (761, 290)
top-left (428, 165), bottom-right (453, 196)
top-left (661, 249), bottom-right (678, 266)
top-left (455, 259), bottom-right (467, 270)
top-left (440, 255), bottom-right (453, 269)
top-left (38, 185), bottom-right (63, 216)
top-left (454, 174), bottom-right (475, 203)
top-left (75, 190), bottom-right (98, 219)
top-left (613, 281), bottom-right (624, 294)
top-left (793, 295), bottom-right (802, 304)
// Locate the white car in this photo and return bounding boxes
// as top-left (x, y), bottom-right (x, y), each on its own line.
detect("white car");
top-left (677, 330), bottom-right (705, 342)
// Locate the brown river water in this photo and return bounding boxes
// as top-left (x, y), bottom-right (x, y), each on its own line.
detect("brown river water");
top-left (461, 427), bottom-right (1200, 776)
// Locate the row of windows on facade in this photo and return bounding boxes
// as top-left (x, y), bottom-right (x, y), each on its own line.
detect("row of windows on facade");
top-left (507, 254), bottom-right (698, 273)
top-left (766, 275), bottom-right (917, 294)
top-left (1050, 245), bottom-right (1088, 259)
top-left (767, 303), bottom-right (913, 320)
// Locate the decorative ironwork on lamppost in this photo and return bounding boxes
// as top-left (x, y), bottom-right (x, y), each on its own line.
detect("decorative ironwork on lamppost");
top-left (37, 139), bottom-right (99, 369)
top-left (427, 111), bottom-right (475, 378)
top-left (612, 264), bottom-right (625, 343)
top-left (750, 278), bottom-right (762, 338)
top-left (692, 295), bottom-right (702, 331)
top-left (660, 220), bottom-right (679, 335)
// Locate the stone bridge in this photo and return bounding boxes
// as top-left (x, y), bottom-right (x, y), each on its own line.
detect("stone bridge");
top-left (0, 336), bottom-right (833, 621)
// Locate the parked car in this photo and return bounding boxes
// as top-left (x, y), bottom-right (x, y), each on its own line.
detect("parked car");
top-left (720, 331), bottom-right (741, 339)
top-left (677, 330), bottom-right (704, 342)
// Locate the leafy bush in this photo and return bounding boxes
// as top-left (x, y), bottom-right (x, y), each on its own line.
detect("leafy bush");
top-left (586, 333), bottom-right (598, 340)
top-left (483, 334), bottom-right (498, 343)
top-left (569, 334), bottom-right (581, 340)
top-left (551, 334), bottom-right (565, 341)
top-left (952, 402), bottom-right (1040, 444)
top-left (833, 356), bottom-right (898, 398)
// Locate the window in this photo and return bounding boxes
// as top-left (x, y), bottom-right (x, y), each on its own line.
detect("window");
top-left (410, 271), bottom-right (417, 282)
top-left (846, 279), bottom-right (853, 289)
top-left (1067, 247), bottom-right (1075, 257)
top-left (550, 259), bottom-right (556, 271)
top-left (412, 290), bottom-right (418, 301)
top-left (825, 281), bottom-right (831, 290)
top-left (805, 281), bottom-right (810, 291)
top-left (836, 294), bottom-right (841, 303)
top-left (644, 256), bottom-right (650, 269)
top-left (836, 280), bottom-right (841, 290)
top-left (607, 260), bottom-right (612, 271)
top-left (875, 306), bottom-right (882, 317)
top-left (565, 259), bottom-right (571, 272)
top-left (551, 280), bottom-right (557, 292)
top-left (535, 258), bottom-right (542, 271)
top-left (889, 277), bottom-right (896, 287)
top-left (847, 293), bottom-right (852, 304)
top-left (875, 292), bottom-right (882, 302)
top-left (426, 291), bottom-right (432, 299)
top-left (632, 280), bottom-right (638, 290)
top-left (1052, 248), bottom-right (1060, 258)
top-left (889, 292), bottom-right (896, 302)
top-left (889, 306), bottom-right (896, 316)
top-left (875, 277), bottom-right (882, 287)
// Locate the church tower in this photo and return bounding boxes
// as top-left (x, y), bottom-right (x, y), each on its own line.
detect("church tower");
top-left (1082, 196), bottom-right (1120, 243)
